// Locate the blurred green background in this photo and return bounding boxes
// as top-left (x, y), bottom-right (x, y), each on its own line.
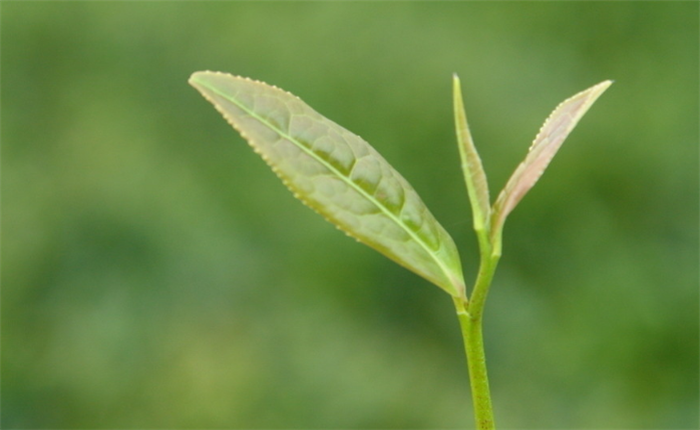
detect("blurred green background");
top-left (3, 2), bottom-right (698, 429)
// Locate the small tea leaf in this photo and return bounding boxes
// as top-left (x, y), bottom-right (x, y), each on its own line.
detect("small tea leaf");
top-left (189, 71), bottom-right (466, 298)
top-left (453, 74), bottom-right (490, 234)
top-left (491, 80), bottom-right (612, 243)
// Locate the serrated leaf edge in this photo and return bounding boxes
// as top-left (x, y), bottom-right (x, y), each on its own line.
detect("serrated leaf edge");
top-left (189, 71), bottom-right (465, 297)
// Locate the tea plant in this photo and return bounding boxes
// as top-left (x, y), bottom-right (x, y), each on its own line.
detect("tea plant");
top-left (189, 71), bottom-right (611, 429)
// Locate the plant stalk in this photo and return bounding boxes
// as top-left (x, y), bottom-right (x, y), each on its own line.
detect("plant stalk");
top-left (454, 237), bottom-right (500, 430)
top-left (454, 300), bottom-right (493, 430)
top-left (454, 296), bottom-right (494, 430)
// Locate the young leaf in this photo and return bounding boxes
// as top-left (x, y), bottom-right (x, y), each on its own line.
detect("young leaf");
top-left (189, 71), bottom-right (466, 298)
top-left (491, 80), bottom-right (613, 247)
top-left (453, 74), bottom-right (490, 234)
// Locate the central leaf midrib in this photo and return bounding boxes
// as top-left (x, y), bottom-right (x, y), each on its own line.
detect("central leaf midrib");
top-left (199, 80), bottom-right (454, 288)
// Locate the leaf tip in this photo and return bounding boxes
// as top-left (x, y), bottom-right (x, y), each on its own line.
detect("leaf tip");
top-left (188, 70), bottom-right (209, 86)
top-left (452, 73), bottom-right (462, 89)
top-left (586, 80), bottom-right (614, 102)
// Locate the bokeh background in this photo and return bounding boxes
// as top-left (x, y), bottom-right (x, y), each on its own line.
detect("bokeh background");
top-left (3, 2), bottom-right (698, 429)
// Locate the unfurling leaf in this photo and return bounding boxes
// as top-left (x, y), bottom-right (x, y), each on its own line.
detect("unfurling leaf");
top-left (453, 74), bottom-right (490, 234)
top-left (189, 71), bottom-right (466, 298)
top-left (491, 80), bottom-right (613, 246)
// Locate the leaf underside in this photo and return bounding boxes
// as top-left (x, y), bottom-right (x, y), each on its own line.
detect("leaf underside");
top-left (491, 80), bottom-right (613, 237)
top-left (189, 71), bottom-right (465, 298)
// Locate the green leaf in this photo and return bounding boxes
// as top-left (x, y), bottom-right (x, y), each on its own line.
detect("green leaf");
top-left (453, 74), bottom-right (491, 234)
top-left (491, 80), bottom-right (613, 249)
top-left (189, 71), bottom-right (466, 298)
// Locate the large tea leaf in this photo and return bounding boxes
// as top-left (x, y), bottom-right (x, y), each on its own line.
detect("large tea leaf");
top-left (491, 80), bottom-right (612, 246)
top-left (190, 71), bottom-right (466, 298)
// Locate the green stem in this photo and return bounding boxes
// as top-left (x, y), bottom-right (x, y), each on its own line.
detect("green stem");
top-left (454, 235), bottom-right (500, 430)
top-left (469, 241), bottom-right (500, 321)
top-left (454, 298), bottom-right (494, 430)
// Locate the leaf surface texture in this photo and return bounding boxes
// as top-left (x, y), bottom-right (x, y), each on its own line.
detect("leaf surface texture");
top-left (189, 72), bottom-right (465, 297)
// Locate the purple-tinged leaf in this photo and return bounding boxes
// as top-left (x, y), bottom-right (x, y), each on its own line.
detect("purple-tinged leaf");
top-left (491, 80), bottom-right (612, 244)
